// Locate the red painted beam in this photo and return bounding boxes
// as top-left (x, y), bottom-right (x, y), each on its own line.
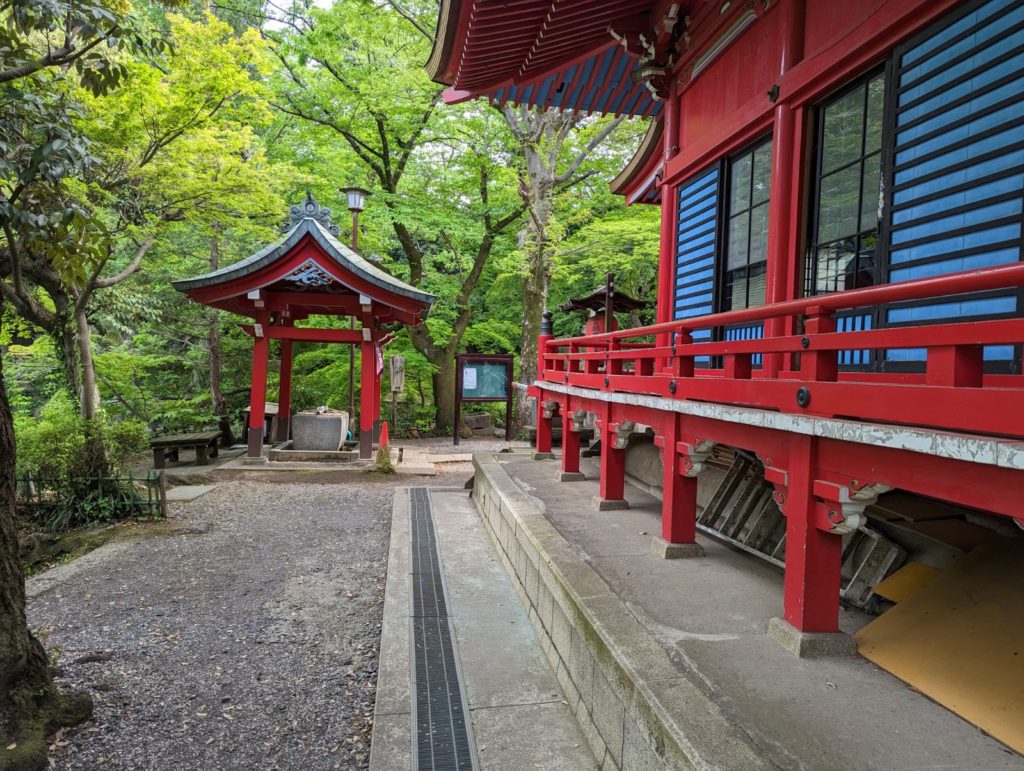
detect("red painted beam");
top-left (240, 326), bottom-right (365, 344)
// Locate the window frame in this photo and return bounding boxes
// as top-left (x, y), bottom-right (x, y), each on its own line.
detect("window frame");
top-left (804, 0), bottom-right (1024, 374)
top-left (805, 65), bottom-right (891, 302)
top-left (720, 135), bottom-right (774, 314)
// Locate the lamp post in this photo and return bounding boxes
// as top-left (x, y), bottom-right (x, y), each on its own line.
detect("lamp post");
top-left (341, 186), bottom-right (371, 250)
top-left (341, 186), bottom-right (372, 449)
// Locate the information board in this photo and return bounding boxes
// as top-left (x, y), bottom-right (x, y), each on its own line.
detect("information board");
top-left (461, 360), bottom-right (509, 399)
top-left (454, 353), bottom-right (514, 444)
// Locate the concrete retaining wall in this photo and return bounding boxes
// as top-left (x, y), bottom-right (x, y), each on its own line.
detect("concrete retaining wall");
top-left (471, 453), bottom-right (769, 771)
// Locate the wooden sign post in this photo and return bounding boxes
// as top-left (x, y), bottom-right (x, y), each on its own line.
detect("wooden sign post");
top-left (454, 353), bottom-right (513, 445)
top-left (389, 355), bottom-right (404, 432)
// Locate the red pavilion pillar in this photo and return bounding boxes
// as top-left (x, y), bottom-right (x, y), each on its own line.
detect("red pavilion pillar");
top-left (275, 338), bottom-right (294, 442)
top-left (359, 319), bottom-right (375, 459)
top-left (247, 323), bottom-right (270, 458)
top-left (372, 343), bottom-right (382, 439)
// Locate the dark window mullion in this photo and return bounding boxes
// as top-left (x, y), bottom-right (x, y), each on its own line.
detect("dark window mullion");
top-left (745, 146), bottom-right (756, 306)
top-left (855, 81), bottom-right (870, 287)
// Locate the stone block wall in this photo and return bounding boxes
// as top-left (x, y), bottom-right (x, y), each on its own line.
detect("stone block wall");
top-left (471, 453), bottom-right (768, 771)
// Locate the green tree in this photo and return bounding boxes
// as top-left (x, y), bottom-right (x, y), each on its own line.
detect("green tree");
top-left (2, 12), bottom-right (276, 422)
top-left (0, 0), bottom-right (174, 761)
top-left (269, 0), bottom-right (531, 430)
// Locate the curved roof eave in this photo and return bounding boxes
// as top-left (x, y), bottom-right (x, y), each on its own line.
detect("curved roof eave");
top-left (610, 119), bottom-right (664, 204)
top-left (171, 218), bottom-right (436, 308)
top-left (426, 0), bottom-right (463, 84)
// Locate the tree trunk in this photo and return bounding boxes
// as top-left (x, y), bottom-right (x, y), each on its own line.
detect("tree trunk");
top-left (74, 306), bottom-right (100, 420)
top-left (0, 301), bottom-right (91, 770)
top-left (429, 349), bottom-right (457, 434)
top-left (50, 307), bottom-right (81, 404)
top-left (508, 109), bottom-right (563, 431)
top-left (519, 241), bottom-right (551, 390)
top-left (208, 222), bottom-right (233, 447)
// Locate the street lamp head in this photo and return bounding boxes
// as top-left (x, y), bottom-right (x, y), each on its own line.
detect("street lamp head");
top-left (340, 186), bottom-right (372, 213)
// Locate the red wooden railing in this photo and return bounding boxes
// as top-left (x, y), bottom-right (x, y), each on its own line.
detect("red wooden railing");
top-left (538, 262), bottom-right (1024, 440)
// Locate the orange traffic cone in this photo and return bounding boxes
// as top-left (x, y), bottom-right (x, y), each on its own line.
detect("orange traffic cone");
top-left (379, 420), bottom-right (390, 449)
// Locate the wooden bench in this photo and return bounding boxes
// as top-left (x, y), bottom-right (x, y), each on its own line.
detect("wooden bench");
top-left (150, 431), bottom-right (222, 469)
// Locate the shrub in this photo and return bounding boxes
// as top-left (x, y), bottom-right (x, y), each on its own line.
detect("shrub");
top-left (14, 392), bottom-right (155, 531)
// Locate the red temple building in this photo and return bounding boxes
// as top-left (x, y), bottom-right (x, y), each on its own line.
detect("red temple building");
top-left (174, 193), bottom-right (434, 461)
top-left (429, 0), bottom-right (1024, 653)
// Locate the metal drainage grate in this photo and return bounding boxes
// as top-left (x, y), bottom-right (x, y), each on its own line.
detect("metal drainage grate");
top-left (409, 488), bottom-right (476, 770)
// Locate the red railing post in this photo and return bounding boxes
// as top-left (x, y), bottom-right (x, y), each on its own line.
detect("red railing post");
top-left (607, 338), bottom-right (623, 375)
top-left (801, 306), bottom-right (837, 382)
top-left (926, 345), bottom-right (983, 387)
top-left (670, 329), bottom-right (694, 378)
top-left (723, 353), bottom-right (753, 380)
top-left (536, 310), bottom-right (553, 387)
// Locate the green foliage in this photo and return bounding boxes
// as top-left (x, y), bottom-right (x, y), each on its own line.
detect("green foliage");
top-left (3, 0), bottom-right (661, 446)
top-left (14, 392), bottom-right (146, 479)
top-left (14, 392), bottom-right (152, 531)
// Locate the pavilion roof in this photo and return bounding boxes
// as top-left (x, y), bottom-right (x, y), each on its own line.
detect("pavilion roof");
top-left (427, 0), bottom-right (676, 117)
top-left (173, 192), bottom-right (435, 326)
top-left (174, 218), bottom-right (433, 307)
top-left (560, 284), bottom-right (649, 314)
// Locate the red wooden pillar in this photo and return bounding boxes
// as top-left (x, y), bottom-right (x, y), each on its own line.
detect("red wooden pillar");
top-left (275, 339), bottom-right (294, 442)
top-left (359, 324), bottom-right (375, 460)
top-left (535, 398), bottom-right (553, 456)
top-left (654, 415), bottom-right (704, 557)
top-left (763, 0), bottom-right (806, 377)
top-left (780, 434), bottom-right (842, 633)
top-left (655, 86), bottom-right (680, 371)
top-left (372, 342), bottom-right (382, 439)
top-left (247, 328), bottom-right (270, 458)
top-left (559, 405), bottom-right (584, 480)
top-left (594, 403), bottom-right (628, 510)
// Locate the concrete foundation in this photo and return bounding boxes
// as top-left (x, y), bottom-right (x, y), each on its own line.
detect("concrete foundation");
top-left (592, 496), bottom-right (629, 511)
top-left (236, 454), bottom-right (268, 466)
top-left (267, 441), bottom-right (358, 463)
top-left (651, 537), bottom-right (705, 559)
top-left (766, 616), bottom-right (857, 658)
top-left (532, 451), bottom-right (555, 460)
top-left (557, 471), bottom-right (586, 482)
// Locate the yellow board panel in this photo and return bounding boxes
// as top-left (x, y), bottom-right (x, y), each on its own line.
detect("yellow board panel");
top-left (856, 541), bottom-right (1024, 755)
top-left (872, 562), bottom-right (942, 603)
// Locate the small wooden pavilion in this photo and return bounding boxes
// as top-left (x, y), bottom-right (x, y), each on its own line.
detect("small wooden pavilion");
top-left (173, 193), bottom-right (435, 460)
top-left (560, 272), bottom-right (649, 335)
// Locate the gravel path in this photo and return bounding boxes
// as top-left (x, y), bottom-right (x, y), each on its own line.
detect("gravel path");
top-left (27, 472), bottom-right (468, 770)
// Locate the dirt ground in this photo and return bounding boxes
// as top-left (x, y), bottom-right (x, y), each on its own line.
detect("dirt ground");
top-left (26, 466), bottom-right (473, 770)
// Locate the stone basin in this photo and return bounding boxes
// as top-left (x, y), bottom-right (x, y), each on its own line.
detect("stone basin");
top-left (291, 411), bottom-right (350, 451)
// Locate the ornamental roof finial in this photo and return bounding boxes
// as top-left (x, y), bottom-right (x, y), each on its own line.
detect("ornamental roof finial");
top-left (285, 189), bottom-right (340, 236)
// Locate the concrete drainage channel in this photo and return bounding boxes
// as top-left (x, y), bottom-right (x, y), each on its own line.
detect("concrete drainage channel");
top-left (370, 486), bottom-right (594, 770)
top-left (408, 488), bottom-right (477, 770)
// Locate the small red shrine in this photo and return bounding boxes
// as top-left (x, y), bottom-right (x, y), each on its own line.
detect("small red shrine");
top-left (174, 193), bottom-right (434, 460)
